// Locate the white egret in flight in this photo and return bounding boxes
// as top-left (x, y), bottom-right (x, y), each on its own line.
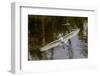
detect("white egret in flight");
top-left (40, 29), bottom-right (80, 51)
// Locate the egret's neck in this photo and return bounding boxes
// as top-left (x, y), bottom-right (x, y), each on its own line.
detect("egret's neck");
top-left (59, 37), bottom-right (64, 42)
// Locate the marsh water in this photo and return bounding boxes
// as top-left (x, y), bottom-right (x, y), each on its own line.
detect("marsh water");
top-left (28, 34), bottom-right (88, 60)
top-left (28, 15), bottom-right (88, 60)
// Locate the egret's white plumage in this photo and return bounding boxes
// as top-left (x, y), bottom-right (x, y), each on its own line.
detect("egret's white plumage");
top-left (40, 29), bottom-right (80, 51)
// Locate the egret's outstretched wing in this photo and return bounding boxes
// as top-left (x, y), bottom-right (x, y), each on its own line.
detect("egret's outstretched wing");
top-left (40, 39), bottom-right (61, 51)
top-left (63, 29), bottom-right (80, 40)
top-left (40, 29), bottom-right (80, 51)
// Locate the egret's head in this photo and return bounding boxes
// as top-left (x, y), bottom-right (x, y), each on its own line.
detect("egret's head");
top-left (57, 33), bottom-right (68, 45)
top-left (57, 33), bottom-right (64, 41)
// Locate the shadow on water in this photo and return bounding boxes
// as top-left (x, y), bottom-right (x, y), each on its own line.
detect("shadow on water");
top-left (68, 40), bottom-right (73, 59)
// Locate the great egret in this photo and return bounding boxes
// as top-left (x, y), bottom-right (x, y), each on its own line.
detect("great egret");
top-left (40, 29), bottom-right (80, 51)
